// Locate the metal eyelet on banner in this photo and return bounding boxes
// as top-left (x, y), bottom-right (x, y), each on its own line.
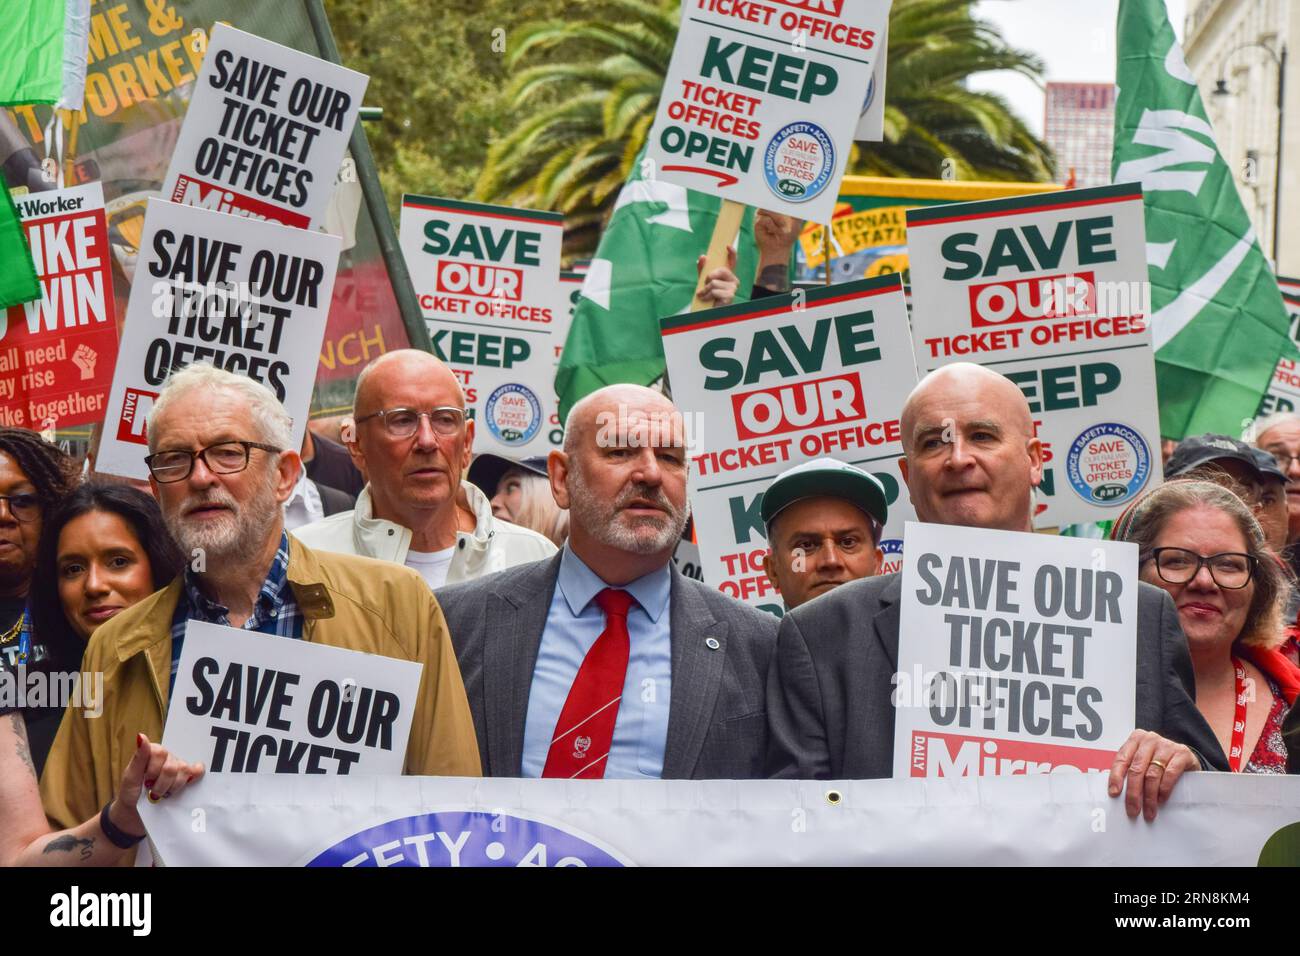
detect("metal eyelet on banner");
top-left (825, 790), bottom-right (843, 806)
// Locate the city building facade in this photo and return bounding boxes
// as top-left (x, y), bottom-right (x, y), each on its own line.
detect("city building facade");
top-left (1184, 0), bottom-right (1300, 274)
top-left (1043, 82), bottom-right (1116, 189)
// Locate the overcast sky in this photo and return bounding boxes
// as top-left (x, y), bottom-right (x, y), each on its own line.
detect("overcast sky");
top-left (969, 0), bottom-right (1188, 136)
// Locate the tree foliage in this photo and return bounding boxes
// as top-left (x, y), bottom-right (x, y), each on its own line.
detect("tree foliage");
top-left (325, 0), bottom-right (1057, 254)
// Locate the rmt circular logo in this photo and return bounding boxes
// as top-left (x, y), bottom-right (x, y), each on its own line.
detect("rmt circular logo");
top-left (485, 383), bottom-right (542, 445)
top-left (306, 811), bottom-right (629, 867)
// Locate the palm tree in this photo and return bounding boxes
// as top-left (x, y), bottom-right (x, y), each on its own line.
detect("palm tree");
top-left (476, 0), bottom-right (1055, 252)
top-left (474, 0), bottom-right (675, 251)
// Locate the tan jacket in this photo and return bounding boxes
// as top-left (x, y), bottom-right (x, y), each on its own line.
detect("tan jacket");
top-left (39, 536), bottom-right (481, 861)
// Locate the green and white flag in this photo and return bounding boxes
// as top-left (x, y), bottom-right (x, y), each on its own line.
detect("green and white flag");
top-left (556, 159), bottom-right (757, 420)
top-left (0, 171), bottom-right (40, 308)
top-left (0, 0), bottom-right (91, 109)
top-left (1113, 0), bottom-right (1296, 439)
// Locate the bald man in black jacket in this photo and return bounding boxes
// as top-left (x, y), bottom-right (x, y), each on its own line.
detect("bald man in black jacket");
top-left (765, 364), bottom-right (1227, 822)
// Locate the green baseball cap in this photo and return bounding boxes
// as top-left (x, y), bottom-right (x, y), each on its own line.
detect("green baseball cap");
top-left (761, 457), bottom-right (889, 532)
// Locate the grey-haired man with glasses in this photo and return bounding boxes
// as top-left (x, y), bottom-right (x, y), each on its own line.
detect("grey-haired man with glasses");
top-left (295, 349), bottom-right (555, 588)
top-left (41, 363), bottom-right (484, 850)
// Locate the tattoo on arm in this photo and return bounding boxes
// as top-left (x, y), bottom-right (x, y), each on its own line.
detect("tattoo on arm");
top-left (757, 264), bottom-right (791, 292)
top-left (8, 713), bottom-right (34, 777)
top-left (43, 834), bottom-right (95, 861)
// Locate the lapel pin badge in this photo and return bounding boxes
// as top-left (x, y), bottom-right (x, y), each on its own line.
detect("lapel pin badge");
top-left (705, 637), bottom-right (720, 650)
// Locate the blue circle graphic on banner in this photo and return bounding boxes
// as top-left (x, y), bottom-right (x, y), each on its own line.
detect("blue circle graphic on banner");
top-left (764, 121), bottom-right (835, 203)
top-left (307, 811), bottom-right (629, 867)
top-left (485, 383), bottom-right (542, 445)
top-left (1065, 422), bottom-right (1152, 505)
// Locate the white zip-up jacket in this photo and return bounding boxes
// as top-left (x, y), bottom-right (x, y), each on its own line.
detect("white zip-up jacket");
top-left (291, 480), bottom-right (557, 584)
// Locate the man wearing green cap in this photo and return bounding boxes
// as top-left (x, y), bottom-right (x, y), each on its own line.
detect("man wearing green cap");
top-left (761, 458), bottom-right (887, 610)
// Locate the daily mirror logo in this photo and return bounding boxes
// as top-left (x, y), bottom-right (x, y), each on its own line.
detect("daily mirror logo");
top-left (307, 811), bottom-right (630, 867)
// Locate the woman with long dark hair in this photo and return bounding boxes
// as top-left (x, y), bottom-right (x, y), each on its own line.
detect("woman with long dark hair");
top-left (2, 480), bottom-right (199, 865)
top-left (29, 481), bottom-right (185, 687)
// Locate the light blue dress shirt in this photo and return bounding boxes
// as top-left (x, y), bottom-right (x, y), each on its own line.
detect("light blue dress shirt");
top-left (521, 545), bottom-right (673, 778)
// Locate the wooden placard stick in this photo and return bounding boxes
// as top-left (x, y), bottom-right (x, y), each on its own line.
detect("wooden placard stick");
top-left (690, 199), bottom-right (746, 313)
top-left (823, 221), bottom-right (833, 286)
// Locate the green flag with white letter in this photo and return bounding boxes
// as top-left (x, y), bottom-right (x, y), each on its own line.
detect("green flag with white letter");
top-left (0, 0), bottom-right (90, 109)
top-left (1113, 0), bottom-right (1296, 439)
top-left (556, 157), bottom-right (757, 421)
top-left (0, 171), bottom-right (40, 308)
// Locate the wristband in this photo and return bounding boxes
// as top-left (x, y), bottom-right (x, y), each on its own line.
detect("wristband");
top-left (99, 801), bottom-right (146, 849)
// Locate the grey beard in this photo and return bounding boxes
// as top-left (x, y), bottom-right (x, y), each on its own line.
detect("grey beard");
top-left (567, 463), bottom-right (689, 555)
top-left (165, 469), bottom-right (282, 563)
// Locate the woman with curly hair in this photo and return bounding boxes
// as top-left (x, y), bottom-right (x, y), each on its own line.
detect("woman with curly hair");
top-left (0, 428), bottom-right (78, 762)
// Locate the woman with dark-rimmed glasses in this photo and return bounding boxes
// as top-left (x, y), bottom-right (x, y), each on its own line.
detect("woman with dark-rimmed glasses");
top-left (1112, 480), bottom-right (1300, 773)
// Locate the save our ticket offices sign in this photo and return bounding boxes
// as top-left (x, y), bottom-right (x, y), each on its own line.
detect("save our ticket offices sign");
top-left (906, 183), bottom-right (1163, 527)
top-left (661, 274), bottom-right (917, 613)
top-left (644, 0), bottom-right (893, 223)
top-left (893, 522), bottom-right (1138, 778)
top-left (163, 621), bottom-right (422, 775)
top-left (97, 199), bottom-right (341, 481)
top-left (399, 196), bottom-right (569, 456)
top-left (162, 23), bottom-right (368, 230)
top-left (3, 183), bottom-right (119, 429)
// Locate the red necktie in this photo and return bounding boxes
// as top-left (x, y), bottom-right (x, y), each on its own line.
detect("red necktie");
top-left (542, 588), bottom-right (636, 779)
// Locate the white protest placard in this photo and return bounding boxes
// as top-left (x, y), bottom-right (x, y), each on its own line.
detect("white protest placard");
top-left (906, 183), bottom-right (1163, 527)
top-left (399, 195), bottom-right (568, 457)
top-left (163, 621), bottom-right (423, 775)
top-left (661, 273), bottom-right (917, 613)
top-left (97, 199), bottom-right (340, 481)
top-left (545, 270), bottom-right (586, 449)
top-left (163, 23), bottom-right (368, 230)
top-left (644, 0), bottom-right (892, 223)
top-left (853, 21), bottom-right (887, 142)
top-left (893, 522), bottom-right (1138, 778)
top-left (1254, 285), bottom-right (1300, 420)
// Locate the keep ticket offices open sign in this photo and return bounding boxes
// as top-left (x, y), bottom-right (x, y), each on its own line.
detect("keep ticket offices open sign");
top-left (905, 184), bottom-right (1163, 528)
top-left (644, 0), bottom-right (892, 224)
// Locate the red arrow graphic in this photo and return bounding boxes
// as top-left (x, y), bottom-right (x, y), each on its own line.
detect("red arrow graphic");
top-left (661, 165), bottom-right (739, 188)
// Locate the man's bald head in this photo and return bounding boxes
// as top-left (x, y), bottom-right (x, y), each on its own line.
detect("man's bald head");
top-left (347, 349), bottom-right (474, 531)
top-left (897, 362), bottom-right (1043, 532)
top-left (900, 363), bottom-right (1034, 454)
top-left (562, 383), bottom-right (680, 457)
top-left (353, 349), bottom-right (465, 417)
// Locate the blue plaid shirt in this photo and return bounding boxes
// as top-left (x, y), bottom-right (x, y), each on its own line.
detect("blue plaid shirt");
top-left (168, 531), bottom-right (304, 699)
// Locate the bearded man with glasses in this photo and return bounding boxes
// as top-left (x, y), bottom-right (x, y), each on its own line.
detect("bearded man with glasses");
top-left (295, 349), bottom-right (555, 589)
top-left (40, 364), bottom-right (482, 855)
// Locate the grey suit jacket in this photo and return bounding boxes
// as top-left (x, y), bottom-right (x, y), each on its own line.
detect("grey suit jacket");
top-left (765, 573), bottom-right (1229, 778)
top-left (437, 554), bottom-right (779, 779)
